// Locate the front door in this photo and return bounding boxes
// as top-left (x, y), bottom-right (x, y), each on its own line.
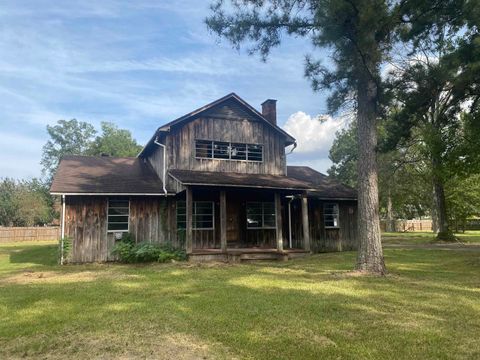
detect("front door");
top-left (226, 194), bottom-right (244, 248)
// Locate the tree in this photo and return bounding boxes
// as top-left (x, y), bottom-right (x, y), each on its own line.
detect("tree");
top-left (41, 119), bottom-right (96, 180)
top-left (206, 0), bottom-right (406, 274)
top-left (87, 122), bottom-right (143, 157)
top-left (0, 178), bottom-right (54, 226)
top-left (385, 29), bottom-right (480, 240)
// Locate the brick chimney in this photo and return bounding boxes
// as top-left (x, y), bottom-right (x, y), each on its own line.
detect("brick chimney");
top-left (261, 99), bottom-right (277, 125)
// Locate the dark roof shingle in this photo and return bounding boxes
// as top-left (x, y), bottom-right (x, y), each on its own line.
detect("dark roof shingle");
top-left (168, 169), bottom-right (310, 191)
top-left (287, 166), bottom-right (357, 199)
top-left (50, 155), bottom-right (166, 194)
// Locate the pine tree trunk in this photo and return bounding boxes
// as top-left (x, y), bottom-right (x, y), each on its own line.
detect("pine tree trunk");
top-left (386, 191), bottom-right (395, 232)
top-left (355, 76), bottom-right (386, 275)
top-left (431, 185), bottom-right (439, 233)
top-left (432, 156), bottom-right (451, 240)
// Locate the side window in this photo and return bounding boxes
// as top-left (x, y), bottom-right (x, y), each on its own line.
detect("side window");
top-left (324, 203), bottom-right (340, 228)
top-left (108, 199), bottom-right (129, 232)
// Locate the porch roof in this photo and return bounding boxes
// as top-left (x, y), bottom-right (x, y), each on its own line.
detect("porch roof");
top-left (168, 169), bottom-right (311, 191)
top-left (286, 166), bottom-right (357, 200)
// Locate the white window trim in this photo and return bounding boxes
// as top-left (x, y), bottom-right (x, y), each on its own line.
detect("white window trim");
top-left (195, 139), bottom-right (263, 163)
top-left (107, 198), bottom-right (130, 233)
top-left (246, 201), bottom-right (276, 230)
top-left (324, 203), bottom-right (340, 229)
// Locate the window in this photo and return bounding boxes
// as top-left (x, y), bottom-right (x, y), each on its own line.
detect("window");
top-left (246, 202), bottom-right (276, 229)
top-left (195, 140), bottom-right (212, 158)
top-left (107, 199), bottom-right (129, 232)
top-left (176, 201), bottom-right (214, 230)
top-left (324, 203), bottom-right (339, 228)
top-left (176, 201), bottom-right (186, 230)
top-left (195, 140), bottom-right (263, 162)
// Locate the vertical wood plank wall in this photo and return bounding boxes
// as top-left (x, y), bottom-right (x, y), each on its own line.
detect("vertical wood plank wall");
top-left (65, 195), bottom-right (358, 262)
top-left (65, 196), bottom-right (175, 263)
top-left (146, 100), bottom-right (289, 191)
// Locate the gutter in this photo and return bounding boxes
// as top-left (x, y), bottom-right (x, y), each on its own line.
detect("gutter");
top-left (153, 136), bottom-right (168, 196)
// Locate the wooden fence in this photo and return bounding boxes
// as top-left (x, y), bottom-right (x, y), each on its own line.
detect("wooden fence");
top-left (0, 227), bottom-right (60, 243)
top-left (381, 220), bottom-right (433, 232)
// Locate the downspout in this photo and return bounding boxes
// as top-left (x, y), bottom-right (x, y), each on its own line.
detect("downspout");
top-left (153, 136), bottom-right (168, 196)
top-left (61, 194), bottom-right (66, 265)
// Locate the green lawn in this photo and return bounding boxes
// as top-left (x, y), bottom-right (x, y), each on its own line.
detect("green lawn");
top-left (0, 240), bottom-right (479, 359)
top-left (382, 230), bottom-right (480, 244)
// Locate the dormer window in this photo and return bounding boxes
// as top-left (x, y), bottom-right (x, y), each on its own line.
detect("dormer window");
top-left (195, 140), bottom-right (263, 162)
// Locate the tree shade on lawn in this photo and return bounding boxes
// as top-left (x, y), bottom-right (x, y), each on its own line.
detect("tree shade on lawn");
top-left (0, 240), bottom-right (479, 359)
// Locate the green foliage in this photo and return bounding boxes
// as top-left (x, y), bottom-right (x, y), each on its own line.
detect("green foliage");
top-left (58, 236), bottom-right (72, 263)
top-left (41, 119), bottom-right (142, 182)
top-left (0, 178), bottom-right (55, 226)
top-left (41, 119), bottom-right (96, 180)
top-left (87, 122), bottom-right (143, 157)
top-left (112, 237), bottom-right (186, 264)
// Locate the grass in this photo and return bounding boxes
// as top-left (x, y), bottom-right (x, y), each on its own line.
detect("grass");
top-left (0, 239), bottom-right (479, 359)
top-left (382, 230), bottom-right (480, 245)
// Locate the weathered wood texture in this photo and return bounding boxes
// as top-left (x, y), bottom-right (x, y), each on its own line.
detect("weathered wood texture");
top-left (64, 196), bottom-right (174, 263)
top-left (286, 199), bottom-right (357, 252)
top-left (148, 100), bottom-right (288, 191)
top-left (0, 227), bottom-right (60, 243)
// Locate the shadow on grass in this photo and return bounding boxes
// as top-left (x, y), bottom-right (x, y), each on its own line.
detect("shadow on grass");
top-left (8, 244), bottom-right (58, 267)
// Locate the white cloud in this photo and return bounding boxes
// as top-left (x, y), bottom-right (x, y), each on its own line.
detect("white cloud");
top-left (283, 111), bottom-right (346, 155)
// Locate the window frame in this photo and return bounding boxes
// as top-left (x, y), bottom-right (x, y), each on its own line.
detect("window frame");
top-left (195, 139), bottom-right (263, 163)
top-left (176, 200), bottom-right (215, 231)
top-left (246, 201), bottom-right (276, 230)
top-left (107, 198), bottom-right (130, 233)
top-left (323, 203), bottom-right (340, 229)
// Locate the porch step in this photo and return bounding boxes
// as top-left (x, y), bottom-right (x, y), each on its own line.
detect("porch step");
top-left (238, 252), bottom-right (287, 262)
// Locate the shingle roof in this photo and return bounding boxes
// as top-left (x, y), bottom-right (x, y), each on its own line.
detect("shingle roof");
top-left (168, 169), bottom-right (310, 191)
top-left (50, 157), bottom-right (356, 200)
top-left (50, 155), bottom-right (167, 194)
top-left (287, 166), bottom-right (357, 199)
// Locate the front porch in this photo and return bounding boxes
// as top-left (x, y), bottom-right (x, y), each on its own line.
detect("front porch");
top-left (177, 186), bottom-right (311, 261)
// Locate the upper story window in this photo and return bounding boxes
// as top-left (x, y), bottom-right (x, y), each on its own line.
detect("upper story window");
top-left (324, 203), bottom-right (340, 228)
top-left (195, 140), bottom-right (263, 162)
top-left (107, 198), bottom-right (130, 232)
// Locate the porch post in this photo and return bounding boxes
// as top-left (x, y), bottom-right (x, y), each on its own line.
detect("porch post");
top-left (275, 192), bottom-right (284, 252)
top-left (302, 195), bottom-right (311, 252)
top-left (186, 186), bottom-right (193, 254)
top-left (220, 190), bottom-right (227, 252)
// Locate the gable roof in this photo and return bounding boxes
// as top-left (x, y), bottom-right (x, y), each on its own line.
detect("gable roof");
top-left (139, 93), bottom-right (296, 157)
top-left (50, 155), bottom-right (169, 195)
top-left (287, 166), bottom-right (357, 199)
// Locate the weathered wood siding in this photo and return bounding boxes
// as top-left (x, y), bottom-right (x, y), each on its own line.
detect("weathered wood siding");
top-left (147, 100), bottom-right (288, 190)
top-left (65, 196), bottom-right (175, 263)
top-left (286, 199), bottom-right (357, 252)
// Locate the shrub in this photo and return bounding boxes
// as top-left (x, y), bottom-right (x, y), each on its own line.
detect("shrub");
top-left (58, 236), bottom-right (72, 264)
top-left (111, 237), bottom-right (186, 263)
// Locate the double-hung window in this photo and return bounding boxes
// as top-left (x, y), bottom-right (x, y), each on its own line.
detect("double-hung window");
top-left (195, 140), bottom-right (263, 162)
top-left (246, 202), bottom-right (276, 229)
top-left (107, 199), bottom-right (130, 232)
top-left (323, 203), bottom-right (340, 228)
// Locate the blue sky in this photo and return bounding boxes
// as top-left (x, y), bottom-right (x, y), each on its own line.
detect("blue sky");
top-left (0, 0), bottom-right (346, 179)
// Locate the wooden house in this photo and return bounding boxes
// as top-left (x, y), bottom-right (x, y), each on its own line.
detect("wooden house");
top-left (50, 93), bottom-right (358, 263)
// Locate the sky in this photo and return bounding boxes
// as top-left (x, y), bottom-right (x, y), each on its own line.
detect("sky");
top-left (0, 0), bottom-right (348, 179)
